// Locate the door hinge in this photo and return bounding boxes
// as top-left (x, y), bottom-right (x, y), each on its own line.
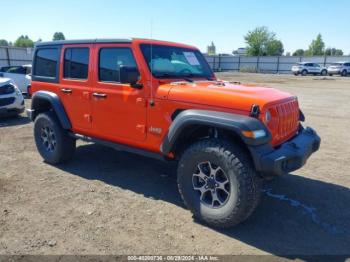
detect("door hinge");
top-left (84, 114), bottom-right (92, 123)
top-left (136, 97), bottom-right (147, 107)
top-left (136, 124), bottom-right (146, 133)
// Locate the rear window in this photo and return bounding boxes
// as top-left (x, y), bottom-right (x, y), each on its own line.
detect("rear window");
top-left (1, 66), bottom-right (26, 74)
top-left (64, 48), bottom-right (89, 80)
top-left (34, 48), bottom-right (59, 78)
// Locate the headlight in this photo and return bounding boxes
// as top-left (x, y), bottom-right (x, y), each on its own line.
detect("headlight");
top-left (15, 87), bottom-right (22, 96)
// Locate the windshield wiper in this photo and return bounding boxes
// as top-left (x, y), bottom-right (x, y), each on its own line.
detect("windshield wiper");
top-left (155, 73), bottom-right (194, 83)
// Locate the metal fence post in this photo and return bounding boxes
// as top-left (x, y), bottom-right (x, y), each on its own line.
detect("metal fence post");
top-left (238, 56), bottom-right (241, 72)
top-left (324, 55), bottom-right (327, 67)
top-left (5, 47), bottom-right (11, 66)
top-left (213, 56), bottom-right (216, 72)
top-left (277, 56), bottom-right (280, 74)
top-left (218, 54), bottom-right (221, 71)
top-left (256, 56), bottom-right (260, 73)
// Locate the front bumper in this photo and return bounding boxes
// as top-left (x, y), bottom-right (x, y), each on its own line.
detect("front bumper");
top-left (0, 96), bottom-right (25, 117)
top-left (250, 127), bottom-right (321, 177)
top-left (0, 107), bottom-right (25, 117)
top-left (328, 69), bottom-right (341, 75)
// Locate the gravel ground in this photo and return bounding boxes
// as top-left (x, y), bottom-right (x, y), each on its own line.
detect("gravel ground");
top-left (0, 73), bottom-right (349, 258)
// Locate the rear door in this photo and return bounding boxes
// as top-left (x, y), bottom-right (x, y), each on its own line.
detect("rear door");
top-left (91, 43), bottom-right (147, 143)
top-left (58, 45), bottom-right (93, 132)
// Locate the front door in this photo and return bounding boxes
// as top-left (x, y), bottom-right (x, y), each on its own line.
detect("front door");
top-left (91, 44), bottom-right (147, 143)
top-left (58, 45), bottom-right (93, 132)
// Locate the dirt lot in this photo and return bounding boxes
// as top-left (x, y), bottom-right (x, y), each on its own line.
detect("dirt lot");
top-left (1, 73), bottom-right (350, 257)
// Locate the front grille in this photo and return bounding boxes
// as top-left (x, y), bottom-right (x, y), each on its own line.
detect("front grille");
top-left (0, 97), bottom-right (15, 107)
top-left (273, 99), bottom-right (300, 145)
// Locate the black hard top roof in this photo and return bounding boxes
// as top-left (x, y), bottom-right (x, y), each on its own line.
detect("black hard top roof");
top-left (35, 38), bottom-right (132, 47)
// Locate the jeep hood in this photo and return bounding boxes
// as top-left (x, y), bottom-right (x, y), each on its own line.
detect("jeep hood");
top-left (160, 81), bottom-right (295, 112)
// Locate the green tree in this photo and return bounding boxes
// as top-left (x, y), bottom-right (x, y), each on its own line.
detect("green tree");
top-left (293, 49), bottom-right (305, 56)
top-left (0, 39), bottom-right (9, 46)
top-left (14, 35), bottom-right (34, 47)
top-left (53, 32), bottom-right (65, 41)
top-left (306, 34), bottom-right (325, 56)
top-left (244, 26), bottom-right (284, 56)
top-left (266, 39), bottom-right (284, 56)
top-left (325, 48), bottom-right (343, 56)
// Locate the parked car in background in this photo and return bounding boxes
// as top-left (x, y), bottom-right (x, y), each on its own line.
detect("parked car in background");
top-left (0, 78), bottom-right (25, 117)
top-left (327, 62), bottom-right (350, 77)
top-left (0, 64), bottom-right (32, 94)
top-left (291, 62), bottom-right (327, 76)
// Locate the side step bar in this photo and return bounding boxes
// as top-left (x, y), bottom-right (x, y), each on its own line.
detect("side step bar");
top-left (69, 133), bottom-right (166, 161)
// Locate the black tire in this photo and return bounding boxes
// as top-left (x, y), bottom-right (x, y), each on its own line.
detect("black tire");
top-left (294, 73), bottom-right (298, 76)
top-left (321, 70), bottom-right (327, 76)
top-left (341, 70), bottom-right (348, 77)
top-left (301, 70), bottom-right (308, 76)
top-left (329, 74), bottom-right (333, 77)
top-left (34, 111), bottom-right (76, 164)
top-left (26, 86), bottom-right (32, 98)
top-left (177, 139), bottom-right (262, 228)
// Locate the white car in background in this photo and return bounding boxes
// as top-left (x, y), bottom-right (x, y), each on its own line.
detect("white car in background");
top-left (0, 78), bottom-right (25, 117)
top-left (0, 64), bottom-right (32, 94)
top-left (327, 62), bottom-right (350, 77)
top-left (291, 62), bottom-right (328, 76)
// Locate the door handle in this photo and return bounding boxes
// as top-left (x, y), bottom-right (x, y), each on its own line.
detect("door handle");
top-left (93, 92), bottom-right (107, 98)
top-left (61, 88), bottom-right (72, 94)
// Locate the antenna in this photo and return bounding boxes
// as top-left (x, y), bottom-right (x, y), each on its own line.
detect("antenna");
top-left (149, 19), bottom-right (155, 107)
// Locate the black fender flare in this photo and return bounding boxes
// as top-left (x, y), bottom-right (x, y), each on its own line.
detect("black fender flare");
top-left (160, 109), bottom-right (271, 155)
top-left (30, 91), bottom-right (72, 129)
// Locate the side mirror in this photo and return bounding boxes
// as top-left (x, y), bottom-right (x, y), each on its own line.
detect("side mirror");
top-left (120, 66), bottom-right (143, 89)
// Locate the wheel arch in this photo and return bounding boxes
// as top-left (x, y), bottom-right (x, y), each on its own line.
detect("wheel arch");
top-left (161, 109), bottom-right (271, 157)
top-left (30, 91), bottom-right (71, 129)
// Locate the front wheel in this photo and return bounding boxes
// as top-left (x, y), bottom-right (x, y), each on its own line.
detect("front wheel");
top-left (34, 111), bottom-right (76, 164)
top-left (301, 70), bottom-right (308, 76)
top-left (177, 139), bottom-right (262, 228)
top-left (341, 70), bottom-right (348, 77)
top-left (321, 70), bottom-right (327, 76)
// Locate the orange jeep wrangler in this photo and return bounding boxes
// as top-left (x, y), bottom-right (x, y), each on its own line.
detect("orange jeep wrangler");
top-left (27, 39), bottom-right (320, 228)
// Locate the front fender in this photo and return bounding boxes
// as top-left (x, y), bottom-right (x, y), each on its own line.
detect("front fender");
top-left (161, 109), bottom-right (271, 155)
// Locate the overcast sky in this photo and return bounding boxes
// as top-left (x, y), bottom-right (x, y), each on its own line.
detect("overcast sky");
top-left (2, 0), bottom-right (350, 54)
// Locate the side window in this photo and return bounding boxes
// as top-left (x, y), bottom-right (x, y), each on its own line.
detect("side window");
top-left (5, 66), bottom-right (26, 74)
top-left (99, 48), bottom-right (137, 82)
top-left (34, 48), bottom-right (59, 78)
top-left (64, 48), bottom-right (89, 80)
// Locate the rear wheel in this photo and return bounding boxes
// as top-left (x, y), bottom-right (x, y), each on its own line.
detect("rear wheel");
top-left (34, 111), bottom-right (76, 164)
top-left (301, 70), bottom-right (308, 76)
top-left (26, 85), bottom-right (32, 98)
top-left (329, 74), bottom-right (333, 77)
top-left (177, 139), bottom-right (262, 228)
top-left (321, 70), bottom-right (327, 76)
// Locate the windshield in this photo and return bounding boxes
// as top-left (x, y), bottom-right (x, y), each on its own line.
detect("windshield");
top-left (140, 44), bottom-right (213, 79)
